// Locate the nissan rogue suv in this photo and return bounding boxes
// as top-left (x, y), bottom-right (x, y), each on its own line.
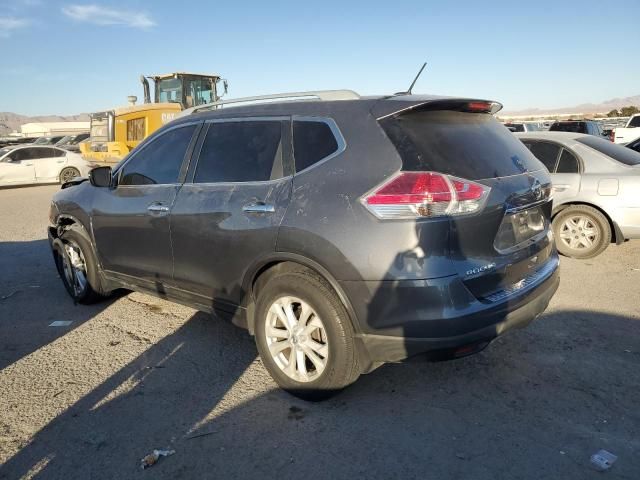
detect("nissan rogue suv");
top-left (48, 90), bottom-right (559, 399)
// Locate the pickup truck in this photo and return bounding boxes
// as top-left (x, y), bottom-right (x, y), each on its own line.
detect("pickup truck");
top-left (613, 114), bottom-right (640, 144)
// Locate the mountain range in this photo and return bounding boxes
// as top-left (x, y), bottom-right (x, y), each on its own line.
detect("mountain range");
top-left (501, 95), bottom-right (640, 116)
top-left (0, 112), bottom-right (90, 136)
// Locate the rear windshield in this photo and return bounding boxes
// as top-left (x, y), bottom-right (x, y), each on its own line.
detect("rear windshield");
top-left (576, 136), bottom-right (640, 166)
top-left (549, 122), bottom-right (586, 133)
top-left (505, 123), bottom-right (524, 132)
top-left (380, 111), bottom-right (545, 180)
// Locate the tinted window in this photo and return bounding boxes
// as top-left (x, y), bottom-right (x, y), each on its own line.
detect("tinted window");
top-left (628, 116), bottom-right (640, 128)
top-left (8, 148), bottom-right (31, 161)
top-left (576, 136), bottom-right (640, 166)
top-left (13, 147), bottom-right (51, 160)
top-left (293, 120), bottom-right (339, 172)
top-left (194, 121), bottom-right (283, 183)
top-left (525, 141), bottom-right (560, 171)
top-left (627, 138), bottom-right (640, 153)
top-left (49, 147), bottom-right (66, 158)
top-left (381, 111), bottom-right (545, 180)
top-left (556, 149), bottom-right (580, 173)
top-left (549, 122), bottom-right (586, 133)
top-left (120, 125), bottom-right (196, 185)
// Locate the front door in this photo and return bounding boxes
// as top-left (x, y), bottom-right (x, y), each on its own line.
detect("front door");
top-left (170, 118), bottom-right (292, 310)
top-left (92, 123), bottom-right (200, 287)
top-left (0, 148), bottom-right (36, 185)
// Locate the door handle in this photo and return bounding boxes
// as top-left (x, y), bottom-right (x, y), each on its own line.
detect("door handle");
top-left (552, 184), bottom-right (570, 192)
top-left (242, 201), bottom-right (275, 214)
top-left (23, 163), bottom-right (33, 166)
top-left (147, 203), bottom-right (170, 214)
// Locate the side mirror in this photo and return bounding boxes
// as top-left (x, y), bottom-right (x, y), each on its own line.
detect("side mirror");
top-left (89, 166), bottom-right (112, 187)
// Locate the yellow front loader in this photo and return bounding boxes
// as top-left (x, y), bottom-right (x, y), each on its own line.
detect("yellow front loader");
top-left (81, 72), bottom-right (227, 164)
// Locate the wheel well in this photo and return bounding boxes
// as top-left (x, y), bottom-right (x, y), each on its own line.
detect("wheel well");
top-left (552, 202), bottom-right (617, 243)
top-left (249, 260), bottom-right (358, 335)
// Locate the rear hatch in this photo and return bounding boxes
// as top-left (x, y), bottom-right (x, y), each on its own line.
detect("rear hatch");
top-left (374, 99), bottom-right (555, 301)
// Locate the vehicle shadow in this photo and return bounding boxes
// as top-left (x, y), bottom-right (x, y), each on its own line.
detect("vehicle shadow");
top-left (0, 239), bottom-right (121, 371)
top-left (1, 309), bottom-right (638, 479)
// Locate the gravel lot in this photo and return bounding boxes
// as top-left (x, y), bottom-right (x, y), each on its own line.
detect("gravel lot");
top-left (1, 184), bottom-right (639, 479)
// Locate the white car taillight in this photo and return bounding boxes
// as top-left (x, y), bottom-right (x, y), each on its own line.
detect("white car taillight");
top-left (361, 171), bottom-right (490, 220)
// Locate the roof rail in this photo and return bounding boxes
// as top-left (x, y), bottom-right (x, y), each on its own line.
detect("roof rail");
top-left (182, 89), bottom-right (360, 116)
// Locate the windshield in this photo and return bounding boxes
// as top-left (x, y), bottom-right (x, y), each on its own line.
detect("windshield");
top-left (183, 77), bottom-right (214, 107)
top-left (34, 137), bottom-right (50, 144)
top-left (577, 136), bottom-right (640, 166)
top-left (0, 147), bottom-right (15, 158)
top-left (157, 78), bottom-right (182, 103)
top-left (56, 136), bottom-right (72, 145)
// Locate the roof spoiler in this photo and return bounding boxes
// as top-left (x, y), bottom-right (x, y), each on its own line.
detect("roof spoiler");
top-left (373, 97), bottom-right (503, 120)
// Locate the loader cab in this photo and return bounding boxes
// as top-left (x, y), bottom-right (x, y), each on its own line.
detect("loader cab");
top-left (148, 73), bottom-right (227, 109)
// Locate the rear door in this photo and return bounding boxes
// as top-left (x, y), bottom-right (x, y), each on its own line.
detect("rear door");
top-left (0, 148), bottom-right (36, 184)
top-left (521, 140), bottom-right (581, 204)
top-left (91, 122), bottom-right (200, 285)
top-left (550, 147), bottom-right (581, 203)
top-left (170, 117), bottom-right (292, 310)
top-left (33, 147), bottom-right (66, 182)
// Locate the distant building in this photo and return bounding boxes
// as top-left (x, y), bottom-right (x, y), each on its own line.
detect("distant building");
top-left (20, 121), bottom-right (89, 137)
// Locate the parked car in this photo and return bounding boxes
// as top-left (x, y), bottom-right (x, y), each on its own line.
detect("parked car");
top-left (549, 120), bottom-right (607, 138)
top-left (32, 135), bottom-right (67, 146)
top-left (0, 136), bottom-right (37, 147)
top-left (612, 113), bottom-right (640, 144)
top-left (56, 133), bottom-right (90, 152)
top-left (503, 122), bottom-right (541, 132)
top-left (517, 131), bottom-right (640, 258)
top-left (48, 91), bottom-right (559, 399)
top-left (0, 145), bottom-right (96, 186)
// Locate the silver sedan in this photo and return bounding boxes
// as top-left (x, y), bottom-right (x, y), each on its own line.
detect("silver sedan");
top-left (516, 131), bottom-right (640, 259)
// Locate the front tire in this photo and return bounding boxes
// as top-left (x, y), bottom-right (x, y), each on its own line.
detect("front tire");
top-left (254, 270), bottom-right (360, 400)
top-left (552, 205), bottom-right (611, 259)
top-left (52, 229), bottom-right (110, 304)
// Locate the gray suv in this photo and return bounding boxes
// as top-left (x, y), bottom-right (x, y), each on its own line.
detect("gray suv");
top-left (48, 91), bottom-right (559, 399)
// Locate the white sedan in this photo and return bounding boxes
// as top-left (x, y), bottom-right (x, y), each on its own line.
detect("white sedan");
top-left (0, 145), bottom-right (97, 186)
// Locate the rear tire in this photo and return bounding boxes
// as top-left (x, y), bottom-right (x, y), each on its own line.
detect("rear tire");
top-left (254, 270), bottom-right (360, 401)
top-left (552, 205), bottom-right (611, 259)
top-left (59, 167), bottom-right (80, 184)
top-left (52, 228), bottom-right (110, 304)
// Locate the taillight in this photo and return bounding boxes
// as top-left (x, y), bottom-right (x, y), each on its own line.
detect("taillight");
top-left (362, 171), bottom-right (490, 220)
top-left (609, 129), bottom-right (615, 142)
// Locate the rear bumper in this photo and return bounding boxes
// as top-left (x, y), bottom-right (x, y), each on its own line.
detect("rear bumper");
top-left (342, 256), bottom-right (559, 367)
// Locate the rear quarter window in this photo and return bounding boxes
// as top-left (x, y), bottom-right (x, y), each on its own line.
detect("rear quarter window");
top-left (293, 120), bottom-right (339, 172)
top-left (381, 111), bottom-right (545, 180)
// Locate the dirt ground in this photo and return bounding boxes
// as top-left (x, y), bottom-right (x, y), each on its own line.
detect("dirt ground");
top-left (0, 184), bottom-right (638, 479)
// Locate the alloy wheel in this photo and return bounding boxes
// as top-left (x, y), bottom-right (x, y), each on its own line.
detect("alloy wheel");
top-left (60, 168), bottom-right (79, 183)
top-left (265, 296), bottom-right (329, 383)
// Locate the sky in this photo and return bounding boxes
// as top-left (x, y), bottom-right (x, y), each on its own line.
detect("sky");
top-left (0, 0), bottom-right (638, 116)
